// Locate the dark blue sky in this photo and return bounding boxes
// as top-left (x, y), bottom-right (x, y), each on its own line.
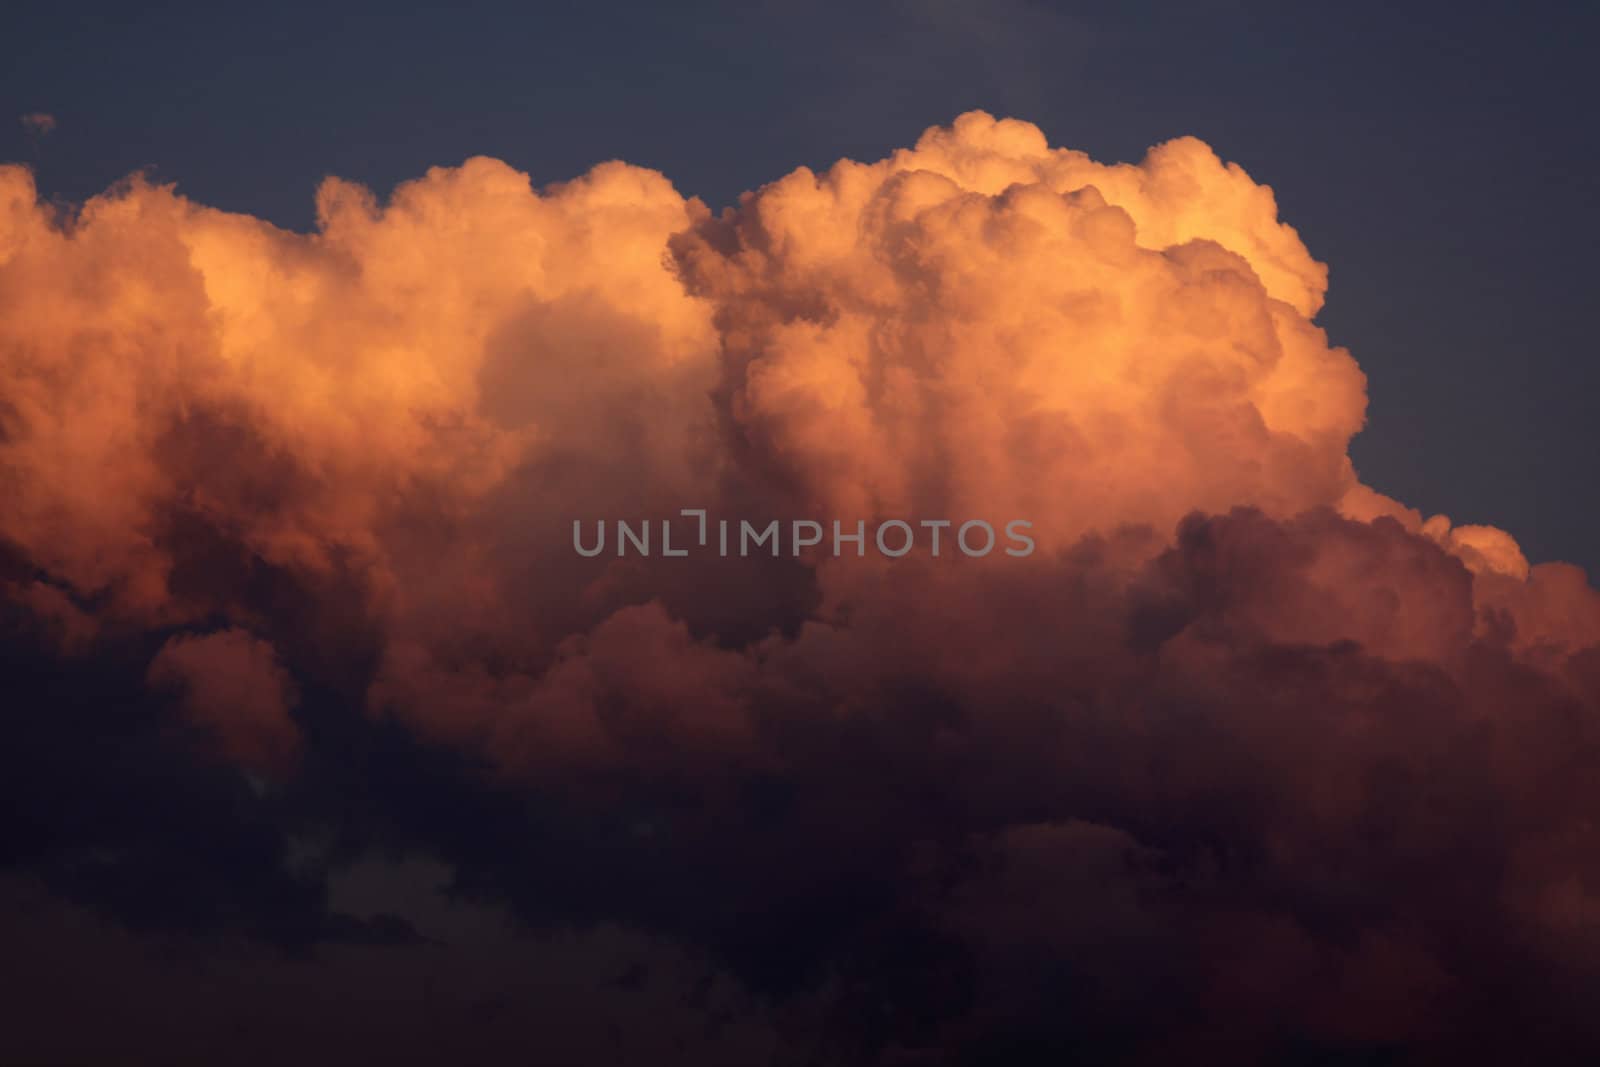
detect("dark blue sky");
top-left (6, 1), bottom-right (1597, 569)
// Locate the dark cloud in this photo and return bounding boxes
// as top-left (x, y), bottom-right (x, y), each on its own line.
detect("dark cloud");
top-left (3, 116), bottom-right (1600, 1064)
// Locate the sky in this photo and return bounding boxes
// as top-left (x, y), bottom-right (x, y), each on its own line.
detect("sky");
top-left (4, 4), bottom-right (1600, 1064)
top-left (6, 1), bottom-right (1597, 570)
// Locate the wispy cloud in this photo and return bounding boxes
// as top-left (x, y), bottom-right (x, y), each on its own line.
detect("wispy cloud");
top-left (20, 112), bottom-right (56, 136)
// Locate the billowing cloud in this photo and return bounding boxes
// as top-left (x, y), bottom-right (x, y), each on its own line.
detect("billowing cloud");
top-left (3, 112), bottom-right (1599, 1063)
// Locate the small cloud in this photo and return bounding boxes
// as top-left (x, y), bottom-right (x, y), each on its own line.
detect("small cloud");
top-left (21, 112), bottom-right (56, 136)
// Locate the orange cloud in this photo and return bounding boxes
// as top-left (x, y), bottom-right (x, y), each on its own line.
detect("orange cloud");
top-left (0, 110), bottom-right (1582, 761)
top-left (5, 113), bottom-right (1600, 1058)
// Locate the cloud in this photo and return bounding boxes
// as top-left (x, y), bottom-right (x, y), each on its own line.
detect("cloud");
top-left (2, 112), bottom-right (1599, 1062)
top-left (669, 113), bottom-right (1359, 547)
top-left (147, 628), bottom-right (301, 775)
top-left (19, 112), bottom-right (55, 137)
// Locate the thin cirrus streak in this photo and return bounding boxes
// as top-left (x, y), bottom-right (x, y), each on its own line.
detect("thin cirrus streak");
top-left (2, 111), bottom-right (1599, 1061)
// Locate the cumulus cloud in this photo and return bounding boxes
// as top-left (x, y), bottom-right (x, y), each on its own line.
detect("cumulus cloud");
top-left (670, 115), bottom-right (1363, 548)
top-left (2, 112), bottom-right (1600, 1062)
